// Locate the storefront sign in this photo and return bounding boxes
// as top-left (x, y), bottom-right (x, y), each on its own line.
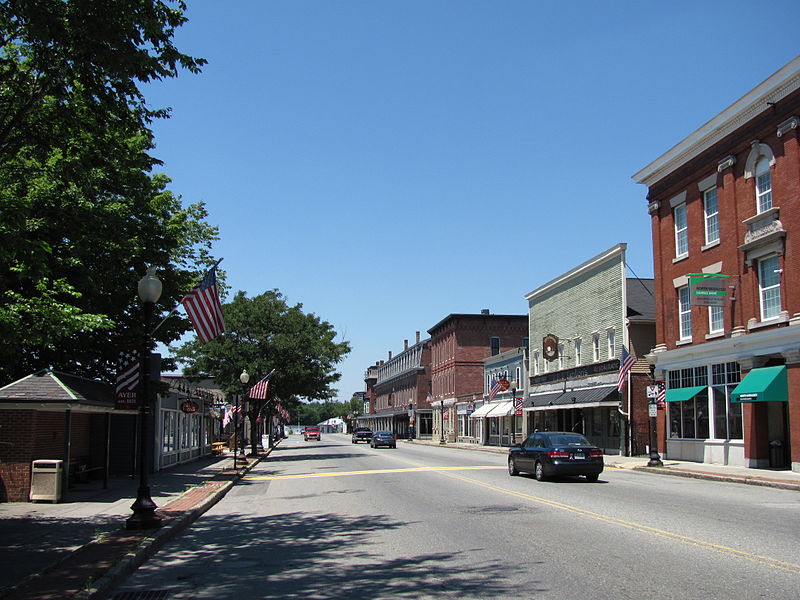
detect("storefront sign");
top-left (542, 334), bottom-right (559, 362)
top-left (181, 399), bottom-right (199, 413)
top-left (689, 273), bottom-right (731, 307)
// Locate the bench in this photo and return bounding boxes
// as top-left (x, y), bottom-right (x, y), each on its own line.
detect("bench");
top-left (211, 442), bottom-right (227, 456)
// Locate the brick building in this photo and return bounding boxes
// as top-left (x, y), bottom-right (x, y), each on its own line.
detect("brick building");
top-left (633, 56), bottom-right (800, 471)
top-left (523, 244), bottom-right (655, 455)
top-left (369, 332), bottom-right (432, 439)
top-left (428, 311), bottom-right (528, 443)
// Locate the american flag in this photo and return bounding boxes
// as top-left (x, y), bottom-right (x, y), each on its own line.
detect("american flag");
top-left (181, 266), bottom-right (225, 344)
top-left (617, 345), bottom-right (637, 392)
top-left (657, 381), bottom-right (666, 405)
top-left (488, 378), bottom-right (502, 402)
top-left (248, 370), bottom-right (275, 400)
top-left (222, 404), bottom-right (240, 428)
top-left (115, 348), bottom-right (140, 409)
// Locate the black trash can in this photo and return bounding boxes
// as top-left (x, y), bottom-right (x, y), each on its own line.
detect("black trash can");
top-left (769, 440), bottom-right (784, 468)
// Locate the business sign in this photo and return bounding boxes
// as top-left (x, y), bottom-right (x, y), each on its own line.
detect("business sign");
top-left (514, 398), bottom-right (523, 416)
top-left (689, 273), bottom-right (731, 307)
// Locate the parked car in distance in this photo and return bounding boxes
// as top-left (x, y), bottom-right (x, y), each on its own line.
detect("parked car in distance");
top-left (370, 430), bottom-right (396, 449)
top-left (351, 427), bottom-right (373, 444)
top-left (508, 431), bottom-right (603, 482)
top-left (303, 426), bottom-right (321, 441)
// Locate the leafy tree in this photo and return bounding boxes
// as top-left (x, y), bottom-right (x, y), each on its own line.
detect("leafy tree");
top-left (174, 290), bottom-right (351, 455)
top-left (0, 0), bottom-right (214, 384)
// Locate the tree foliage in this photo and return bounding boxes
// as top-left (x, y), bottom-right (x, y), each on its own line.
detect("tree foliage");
top-left (174, 290), bottom-right (351, 452)
top-left (0, 1), bottom-right (216, 384)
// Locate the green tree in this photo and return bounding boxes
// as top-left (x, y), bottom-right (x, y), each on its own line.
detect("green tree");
top-left (0, 0), bottom-right (214, 384)
top-left (174, 290), bottom-right (351, 455)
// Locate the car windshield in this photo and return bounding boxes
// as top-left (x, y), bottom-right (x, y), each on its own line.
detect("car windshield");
top-left (546, 434), bottom-right (592, 446)
top-left (306, 427), bottom-right (319, 432)
top-left (375, 431), bottom-right (392, 436)
top-left (355, 428), bottom-right (371, 432)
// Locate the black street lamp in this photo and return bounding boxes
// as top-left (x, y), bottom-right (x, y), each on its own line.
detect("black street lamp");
top-left (648, 404), bottom-right (663, 466)
top-left (510, 379), bottom-right (518, 445)
top-left (237, 369), bottom-right (249, 469)
top-left (126, 267), bottom-right (163, 530)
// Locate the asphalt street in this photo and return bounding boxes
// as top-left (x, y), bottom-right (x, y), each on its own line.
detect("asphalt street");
top-left (108, 433), bottom-right (800, 599)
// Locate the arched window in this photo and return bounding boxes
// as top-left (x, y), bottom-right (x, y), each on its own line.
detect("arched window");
top-left (755, 157), bottom-right (773, 213)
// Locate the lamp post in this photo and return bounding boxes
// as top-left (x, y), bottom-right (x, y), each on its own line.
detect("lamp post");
top-left (126, 267), bottom-right (163, 530)
top-left (510, 379), bottom-right (518, 445)
top-left (439, 399), bottom-right (446, 444)
top-left (647, 403), bottom-right (663, 466)
top-left (237, 370), bottom-right (249, 469)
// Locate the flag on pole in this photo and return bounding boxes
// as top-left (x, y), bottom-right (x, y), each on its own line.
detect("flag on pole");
top-left (248, 369), bottom-right (275, 400)
top-left (657, 382), bottom-right (666, 406)
top-left (223, 404), bottom-right (240, 429)
top-left (181, 266), bottom-right (225, 344)
top-left (618, 345), bottom-right (636, 392)
top-left (115, 348), bottom-right (140, 409)
top-left (488, 378), bottom-right (502, 401)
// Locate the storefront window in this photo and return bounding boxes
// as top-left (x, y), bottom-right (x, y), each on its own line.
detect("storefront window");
top-left (669, 363), bottom-right (742, 440)
top-left (711, 362), bottom-right (742, 440)
top-left (163, 411), bottom-right (176, 453)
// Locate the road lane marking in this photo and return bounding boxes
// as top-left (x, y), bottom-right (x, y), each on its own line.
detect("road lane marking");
top-left (442, 471), bottom-right (800, 575)
top-left (245, 465), bottom-right (506, 480)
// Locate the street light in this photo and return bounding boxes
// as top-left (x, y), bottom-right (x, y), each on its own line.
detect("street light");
top-left (510, 379), bottom-right (518, 445)
top-left (237, 369), bottom-right (249, 469)
top-left (127, 267), bottom-right (163, 530)
top-left (648, 402), bottom-right (663, 467)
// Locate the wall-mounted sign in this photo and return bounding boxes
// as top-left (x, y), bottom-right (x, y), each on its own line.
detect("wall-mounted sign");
top-left (180, 399), bottom-right (199, 413)
top-left (542, 334), bottom-right (559, 362)
top-left (689, 273), bottom-right (731, 307)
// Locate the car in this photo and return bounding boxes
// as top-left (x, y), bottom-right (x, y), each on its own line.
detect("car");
top-left (370, 430), bottom-right (396, 448)
top-left (351, 427), bottom-right (373, 444)
top-left (508, 431), bottom-right (603, 482)
top-left (303, 426), bottom-right (321, 441)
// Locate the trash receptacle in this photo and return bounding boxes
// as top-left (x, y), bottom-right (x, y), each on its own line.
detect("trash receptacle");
top-left (30, 459), bottom-right (63, 502)
top-left (769, 440), bottom-right (784, 469)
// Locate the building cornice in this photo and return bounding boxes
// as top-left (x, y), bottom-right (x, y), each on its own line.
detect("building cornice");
top-left (632, 56), bottom-right (800, 187)
top-left (525, 243), bottom-right (626, 301)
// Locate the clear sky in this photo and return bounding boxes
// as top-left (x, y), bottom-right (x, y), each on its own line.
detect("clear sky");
top-left (145, 1), bottom-right (799, 401)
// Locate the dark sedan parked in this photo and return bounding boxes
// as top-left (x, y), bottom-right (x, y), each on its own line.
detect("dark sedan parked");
top-left (508, 432), bottom-right (603, 482)
top-left (370, 430), bottom-right (396, 448)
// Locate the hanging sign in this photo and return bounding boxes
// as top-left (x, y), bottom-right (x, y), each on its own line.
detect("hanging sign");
top-left (689, 273), bottom-right (731, 307)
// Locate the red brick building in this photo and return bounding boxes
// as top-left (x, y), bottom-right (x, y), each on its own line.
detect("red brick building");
top-left (428, 311), bottom-right (528, 443)
top-left (633, 57), bottom-right (800, 471)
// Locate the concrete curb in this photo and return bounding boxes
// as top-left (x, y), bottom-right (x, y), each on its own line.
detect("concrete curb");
top-left (631, 465), bottom-right (800, 492)
top-left (77, 453), bottom-right (266, 600)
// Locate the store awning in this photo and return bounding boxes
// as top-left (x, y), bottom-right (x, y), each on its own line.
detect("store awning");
top-left (486, 401), bottom-right (513, 417)
top-left (469, 403), bottom-right (493, 418)
top-left (665, 386), bottom-right (707, 403)
top-left (551, 386), bottom-right (617, 407)
top-left (731, 366), bottom-right (788, 403)
top-left (524, 391), bottom-right (564, 409)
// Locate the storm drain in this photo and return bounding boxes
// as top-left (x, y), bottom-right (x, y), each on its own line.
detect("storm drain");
top-left (112, 591), bottom-right (171, 600)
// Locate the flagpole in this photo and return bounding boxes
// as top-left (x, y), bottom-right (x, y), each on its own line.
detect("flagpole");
top-left (150, 258), bottom-right (224, 337)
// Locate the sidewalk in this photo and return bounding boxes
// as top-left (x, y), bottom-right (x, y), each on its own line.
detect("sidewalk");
top-left (409, 438), bottom-right (800, 491)
top-left (0, 450), bottom-right (267, 600)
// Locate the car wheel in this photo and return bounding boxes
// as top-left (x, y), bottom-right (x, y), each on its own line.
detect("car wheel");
top-left (508, 457), bottom-right (519, 476)
top-left (584, 473), bottom-right (599, 483)
top-left (534, 461), bottom-right (546, 482)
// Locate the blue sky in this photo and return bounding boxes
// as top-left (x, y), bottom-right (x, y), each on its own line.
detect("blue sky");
top-left (146, 1), bottom-right (799, 401)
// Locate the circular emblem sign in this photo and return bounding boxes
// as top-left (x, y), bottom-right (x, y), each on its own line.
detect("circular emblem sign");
top-left (498, 378), bottom-right (510, 391)
top-left (542, 334), bottom-right (559, 362)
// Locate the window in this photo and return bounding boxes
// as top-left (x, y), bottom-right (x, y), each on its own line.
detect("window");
top-left (711, 362), bottom-right (742, 440)
top-left (667, 363), bottom-right (743, 440)
top-left (490, 336), bottom-right (500, 356)
top-left (533, 350), bottom-right (539, 375)
top-left (515, 367), bottom-right (521, 387)
top-left (668, 367), bottom-right (708, 439)
top-left (558, 344), bottom-right (564, 369)
top-left (674, 203), bottom-right (688, 257)
top-left (703, 187), bottom-right (719, 244)
top-left (574, 338), bottom-right (582, 365)
top-left (607, 329), bottom-right (615, 359)
top-left (592, 334), bottom-right (599, 362)
top-left (758, 256), bottom-right (781, 320)
top-left (678, 286), bottom-right (692, 340)
top-left (755, 157), bottom-right (772, 213)
top-left (709, 305), bottom-right (724, 334)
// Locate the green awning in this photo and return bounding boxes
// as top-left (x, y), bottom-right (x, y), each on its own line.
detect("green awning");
top-left (665, 386), bottom-right (707, 402)
top-left (731, 366), bottom-right (788, 403)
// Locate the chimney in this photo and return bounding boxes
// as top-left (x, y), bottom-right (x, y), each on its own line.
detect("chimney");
top-left (416, 331), bottom-right (420, 344)
top-left (379, 360), bottom-right (384, 366)
top-left (404, 339), bottom-right (409, 351)
top-left (388, 350), bottom-right (392, 360)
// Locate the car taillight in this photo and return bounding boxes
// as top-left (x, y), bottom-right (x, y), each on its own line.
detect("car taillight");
top-left (589, 450), bottom-right (603, 458)
top-left (548, 451), bottom-right (569, 459)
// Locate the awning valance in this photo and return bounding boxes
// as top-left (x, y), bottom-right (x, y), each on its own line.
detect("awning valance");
top-left (469, 403), bottom-right (493, 418)
top-left (665, 386), bottom-right (707, 403)
top-left (486, 401), bottom-right (513, 417)
top-left (731, 366), bottom-right (788, 403)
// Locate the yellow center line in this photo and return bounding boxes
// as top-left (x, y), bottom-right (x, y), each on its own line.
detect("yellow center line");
top-left (246, 465), bottom-right (505, 480)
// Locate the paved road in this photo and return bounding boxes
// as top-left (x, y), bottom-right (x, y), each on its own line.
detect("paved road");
top-left (108, 433), bottom-right (800, 599)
